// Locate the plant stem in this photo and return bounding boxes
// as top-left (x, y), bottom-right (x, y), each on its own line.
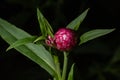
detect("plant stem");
top-left (54, 55), bottom-right (62, 80)
top-left (62, 51), bottom-right (68, 80)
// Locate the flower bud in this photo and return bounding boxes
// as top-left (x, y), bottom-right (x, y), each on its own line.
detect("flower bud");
top-left (45, 35), bottom-right (54, 47)
top-left (54, 28), bottom-right (77, 51)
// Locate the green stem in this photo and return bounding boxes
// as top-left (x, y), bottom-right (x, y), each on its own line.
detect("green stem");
top-left (62, 51), bottom-right (68, 80)
top-left (54, 55), bottom-right (62, 80)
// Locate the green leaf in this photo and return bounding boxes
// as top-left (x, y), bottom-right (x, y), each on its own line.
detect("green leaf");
top-left (37, 8), bottom-right (54, 37)
top-left (6, 36), bottom-right (37, 51)
top-left (79, 29), bottom-right (115, 45)
top-left (44, 17), bottom-right (54, 37)
top-left (0, 18), bottom-right (57, 77)
top-left (33, 36), bottom-right (45, 43)
top-left (66, 8), bottom-right (89, 30)
top-left (67, 64), bottom-right (75, 80)
top-left (26, 43), bottom-right (56, 75)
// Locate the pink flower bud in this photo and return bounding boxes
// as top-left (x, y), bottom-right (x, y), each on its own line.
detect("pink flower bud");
top-left (54, 28), bottom-right (77, 51)
top-left (45, 35), bottom-right (54, 47)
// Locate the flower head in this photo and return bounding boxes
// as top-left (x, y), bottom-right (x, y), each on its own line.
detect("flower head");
top-left (45, 28), bottom-right (77, 51)
top-left (54, 28), bottom-right (77, 51)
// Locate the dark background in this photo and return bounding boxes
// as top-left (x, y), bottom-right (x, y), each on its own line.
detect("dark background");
top-left (0, 0), bottom-right (120, 80)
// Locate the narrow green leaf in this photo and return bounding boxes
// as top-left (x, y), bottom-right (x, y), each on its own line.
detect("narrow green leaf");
top-left (6, 36), bottom-right (37, 51)
top-left (44, 17), bottom-right (54, 37)
top-left (0, 18), bottom-right (57, 77)
top-left (37, 8), bottom-right (46, 36)
top-left (37, 8), bottom-right (53, 37)
top-left (17, 43), bottom-right (57, 77)
top-left (67, 64), bottom-right (75, 80)
top-left (33, 36), bottom-right (45, 43)
top-left (0, 18), bottom-right (32, 42)
top-left (66, 8), bottom-right (89, 30)
top-left (79, 29), bottom-right (115, 45)
top-left (26, 43), bottom-right (56, 74)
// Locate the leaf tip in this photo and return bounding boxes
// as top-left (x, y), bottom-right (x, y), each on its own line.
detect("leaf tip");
top-left (6, 47), bottom-right (11, 52)
top-left (78, 42), bottom-right (82, 45)
top-left (111, 28), bottom-right (116, 31)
